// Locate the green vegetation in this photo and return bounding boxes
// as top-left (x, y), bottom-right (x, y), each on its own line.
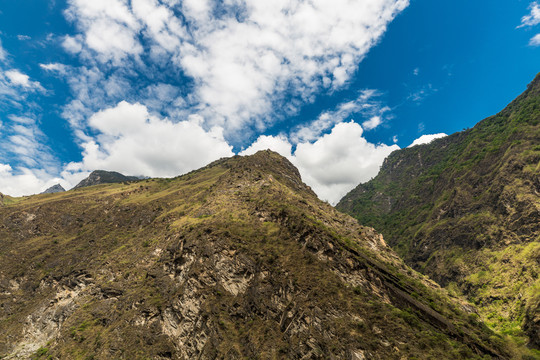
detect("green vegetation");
top-left (337, 73), bottom-right (540, 355)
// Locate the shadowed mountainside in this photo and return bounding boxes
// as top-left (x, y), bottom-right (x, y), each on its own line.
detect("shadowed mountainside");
top-left (337, 74), bottom-right (540, 351)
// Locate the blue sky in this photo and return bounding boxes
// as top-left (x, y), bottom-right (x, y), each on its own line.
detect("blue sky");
top-left (0, 0), bottom-right (538, 202)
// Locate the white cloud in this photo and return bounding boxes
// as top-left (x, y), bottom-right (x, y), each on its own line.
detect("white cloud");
top-left (294, 122), bottom-right (399, 204)
top-left (66, 101), bottom-right (233, 177)
top-left (1, 115), bottom-right (57, 170)
top-left (240, 135), bottom-right (293, 158)
top-left (17, 35), bottom-right (31, 41)
top-left (362, 116), bottom-right (382, 130)
top-left (408, 133), bottom-right (447, 147)
top-left (529, 33), bottom-right (540, 46)
top-left (242, 121), bottom-right (399, 204)
top-left (5, 70), bottom-right (30, 87)
top-left (64, 0), bottom-right (410, 137)
top-left (1, 0), bottom-right (411, 202)
top-left (4, 70), bottom-right (45, 92)
top-left (413, 67), bottom-right (419, 76)
top-left (0, 165), bottom-right (53, 197)
top-left (0, 39), bottom-right (6, 61)
top-left (0, 103), bottom-right (399, 204)
top-left (291, 90), bottom-right (390, 143)
top-left (518, 2), bottom-right (540, 28)
top-left (64, 0), bottom-right (143, 63)
top-left (62, 35), bottom-right (84, 54)
top-left (40, 63), bottom-right (67, 73)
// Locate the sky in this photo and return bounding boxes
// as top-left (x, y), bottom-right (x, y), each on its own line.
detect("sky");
top-left (0, 0), bottom-right (538, 203)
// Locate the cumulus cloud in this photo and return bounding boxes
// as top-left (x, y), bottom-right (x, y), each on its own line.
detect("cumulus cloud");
top-left (294, 122), bottom-right (399, 203)
top-left (0, 101), bottom-right (399, 204)
top-left (518, 2), bottom-right (540, 28)
top-left (242, 121), bottom-right (399, 204)
top-left (408, 133), bottom-right (447, 147)
top-left (2, 0), bottom-right (411, 202)
top-left (64, 0), bottom-right (143, 63)
top-left (362, 116), bottom-right (382, 130)
top-left (0, 164), bottom-right (74, 197)
top-left (64, 0), bottom-right (409, 137)
top-left (5, 70), bottom-right (31, 87)
top-left (66, 101), bottom-right (233, 177)
top-left (241, 135), bottom-right (293, 158)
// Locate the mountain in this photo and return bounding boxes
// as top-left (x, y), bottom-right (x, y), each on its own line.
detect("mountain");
top-left (0, 193), bottom-right (16, 206)
top-left (0, 151), bottom-right (523, 359)
top-left (42, 184), bottom-right (66, 194)
top-left (73, 170), bottom-right (140, 189)
top-left (337, 74), bottom-right (540, 349)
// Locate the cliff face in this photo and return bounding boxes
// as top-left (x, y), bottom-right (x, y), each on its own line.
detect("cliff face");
top-left (0, 151), bottom-right (515, 359)
top-left (337, 74), bottom-right (540, 349)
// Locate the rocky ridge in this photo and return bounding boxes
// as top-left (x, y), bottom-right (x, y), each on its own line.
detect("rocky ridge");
top-left (0, 151), bottom-right (519, 359)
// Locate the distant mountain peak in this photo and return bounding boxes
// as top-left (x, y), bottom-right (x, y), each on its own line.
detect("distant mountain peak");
top-left (42, 184), bottom-right (66, 194)
top-left (73, 170), bottom-right (141, 189)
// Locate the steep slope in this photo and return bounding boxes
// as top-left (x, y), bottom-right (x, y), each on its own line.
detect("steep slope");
top-left (0, 193), bottom-right (18, 206)
top-left (337, 74), bottom-right (540, 349)
top-left (0, 151), bottom-right (519, 359)
top-left (73, 170), bottom-right (140, 189)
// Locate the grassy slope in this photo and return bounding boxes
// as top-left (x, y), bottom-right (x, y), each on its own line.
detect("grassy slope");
top-left (0, 151), bottom-right (521, 359)
top-left (337, 74), bottom-right (540, 353)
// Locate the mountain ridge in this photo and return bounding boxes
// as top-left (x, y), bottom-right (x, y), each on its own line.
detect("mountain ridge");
top-left (73, 170), bottom-right (141, 189)
top-left (337, 73), bottom-right (540, 350)
top-left (0, 150), bottom-right (521, 359)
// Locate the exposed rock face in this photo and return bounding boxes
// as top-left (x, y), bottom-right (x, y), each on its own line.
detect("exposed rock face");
top-left (337, 73), bottom-right (540, 349)
top-left (0, 151), bottom-right (517, 359)
top-left (73, 170), bottom-right (140, 189)
top-left (42, 184), bottom-right (66, 194)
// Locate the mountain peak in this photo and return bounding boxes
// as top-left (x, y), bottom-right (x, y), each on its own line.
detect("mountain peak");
top-left (73, 170), bottom-right (140, 189)
top-left (235, 150), bottom-right (308, 191)
top-left (0, 150), bottom-right (515, 359)
top-left (42, 184), bottom-right (66, 194)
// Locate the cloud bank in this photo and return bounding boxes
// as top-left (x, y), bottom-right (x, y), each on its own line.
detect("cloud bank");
top-left (0, 0), bottom-right (411, 204)
top-left (63, 0), bottom-right (409, 136)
